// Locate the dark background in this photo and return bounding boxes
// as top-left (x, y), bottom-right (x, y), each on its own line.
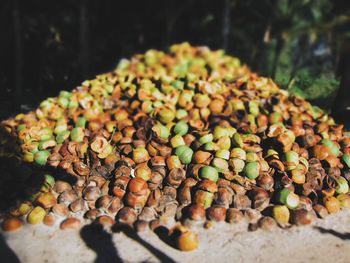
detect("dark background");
top-left (1, 0), bottom-right (350, 121)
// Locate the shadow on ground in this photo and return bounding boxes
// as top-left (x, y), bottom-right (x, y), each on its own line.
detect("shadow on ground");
top-left (80, 223), bottom-right (123, 263)
top-left (314, 226), bottom-right (350, 240)
top-left (81, 223), bottom-right (176, 263)
top-left (112, 224), bottom-right (176, 263)
top-left (0, 234), bottom-right (21, 263)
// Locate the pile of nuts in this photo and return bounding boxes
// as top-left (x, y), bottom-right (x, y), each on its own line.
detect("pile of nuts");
top-left (1, 43), bottom-right (350, 251)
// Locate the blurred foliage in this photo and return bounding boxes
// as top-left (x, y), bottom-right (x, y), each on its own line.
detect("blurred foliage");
top-left (228, 0), bottom-right (349, 108)
top-left (0, 0), bottom-right (349, 117)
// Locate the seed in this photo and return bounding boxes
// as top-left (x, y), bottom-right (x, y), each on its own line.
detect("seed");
top-left (83, 186), bottom-right (101, 201)
top-left (70, 127), bottom-right (84, 142)
top-left (38, 139), bottom-right (57, 150)
top-left (291, 209), bottom-right (315, 225)
top-left (258, 216), bottom-right (277, 231)
top-left (57, 190), bottom-right (78, 205)
top-left (313, 204), bottom-right (328, 218)
top-left (313, 145), bottom-right (330, 160)
top-left (257, 174), bottom-right (274, 191)
top-left (17, 202), bottom-right (33, 216)
top-left (91, 136), bottom-right (109, 153)
top-left (291, 169), bottom-right (306, 184)
top-left (96, 215), bottom-right (116, 227)
top-left (166, 155), bottom-right (182, 170)
top-left (58, 96), bottom-right (69, 108)
top-left (209, 99), bottom-right (225, 114)
top-left (198, 179), bottom-right (218, 193)
top-left (194, 93), bottom-right (210, 108)
top-left (135, 163), bottom-right (152, 181)
top-left (232, 133), bottom-right (243, 147)
top-left (170, 134), bottom-right (186, 148)
top-left (128, 177), bottom-right (148, 193)
top-left (248, 101), bottom-right (259, 116)
top-left (323, 196), bottom-right (341, 214)
top-left (335, 177), bottom-right (349, 194)
top-left (272, 205), bottom-right (290, 225)
top-left (133, 147), bottom-right (150, 164)
top-left (138, 207), bottom-right (156, 222)
top-left (324, 155), bottom-right (340, 168)
top-left (243, 161), bottom-right (260, 180)
top-left (216, 136), bottom-right (231, 150)
top-left (85, 209), bottom-right (102, 220)
top-left (166, 168), bottom-right (186, 187)
top-left (298, 196), bottom-right (313, 211)
top-left (244, 208), bottom-right (261, 223)
top-left (43, 174), bottom-right (56, 190)
top-left (284, 151), bottom-right (299, 168)
top-left (321, 139), bottom-right (340, 156)
top-left (213, 126), bottom-right (230, 140)
top-left (337, 194), bottom-right (350, 208)
top-left (117, 207), bottom-right (137, 225)
top-left (96, 195), bottom-right (113, 209)
top-left (152, 123), bottom-right (170, 139)
top-left (187, 204), bottom-right (206, 221)
top-left (342, 153), bottom-right (350, 168)
top-left (246, 152), bottom-right (259, 163)
top-left (251, 188), bottom-right (269, 211)
top-left (126, 192), bottom-right (148, 209)
top-left (229, 158), bottom-right (245, 173)
top-left (98, 145), bottom-right (113, 159)
top-left (175, 145), bottom-right (193, 164)
top-left (176, 230), bottom-right (199, 251)
top-left (36, 192), bottom-right (57, 209)
top-left (52, 204), bottom-right (69, 217)
top-left (226, 208), bottom-right (244, 224)
top-left (175, 109), bottom-right (188, 120)
top-left (215, 149), bottom-right (230, 160)
top-left (2, 218), bottom-right (23, 232)
top-left (207, 206), bottom-right (227, 222)
top-left (69, 198), bottom-right (88, 213)
top-left (73, 161), bottom-right (91, 176)
top-left (199, 133), bottom-right (213, 144)
top-left (34, 150), bottom-right (50, 166)
top-left (43, 213), bottom-right (57, 226)
top-left (22, 151), bottom-right (34, 162)
top-left (194, 190), bottom-right (214, 209)
top-left (27, 206), bottom-right (47, 224)
top-left (211, 157), bottom-right (228, 173)
top-left (193, 151), bottom-right (211, 164)
top-left (269, 112), bottom-right (283, 124)
top-left (76, 116), bottom-right (87, 128)
top-left (229, 182), bottom-right (245, 195)
top-left (60, 218), bottom-right (81, 230)
top-left (276, 188), bottom-right (300, 209)
top-left (202, 141), bottom-right (219, 151)
top-left (54, 181), bottom-right (72, 194)
top-left (158, 108), bottom-right (175, 124)
top-left (38, 127), bottom-right (53, 141)
top-left (134, 220), bottom-right (149, 232)
top-left (199, 165), bottom-right (219, 182)
top-left (173, 121), bottom-right (189, 136)
top-left (149, 219), bottom-right (163, 231)
top-left (233, 195), bottom-right (251, 210)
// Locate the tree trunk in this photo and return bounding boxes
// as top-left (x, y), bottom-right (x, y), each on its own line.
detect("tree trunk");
top-left (79, 0), bottom-right (89, 80)
top-left (222, 0), bottom-right (231, 50)
top-left (13, 0), bottom-right (22, 106)
top-left (332, 42), bottom-right (350, 126)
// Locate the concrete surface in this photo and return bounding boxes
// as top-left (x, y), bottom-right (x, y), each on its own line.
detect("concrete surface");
top-left (2, 210), bottom-right (350, 263)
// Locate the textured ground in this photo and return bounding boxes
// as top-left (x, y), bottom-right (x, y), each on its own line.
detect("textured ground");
top-left (2, 209), bottom-right (350, 263)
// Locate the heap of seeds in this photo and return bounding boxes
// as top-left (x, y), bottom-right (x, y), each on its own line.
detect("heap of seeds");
top-left (1, 43), bottom-right (350, 251)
